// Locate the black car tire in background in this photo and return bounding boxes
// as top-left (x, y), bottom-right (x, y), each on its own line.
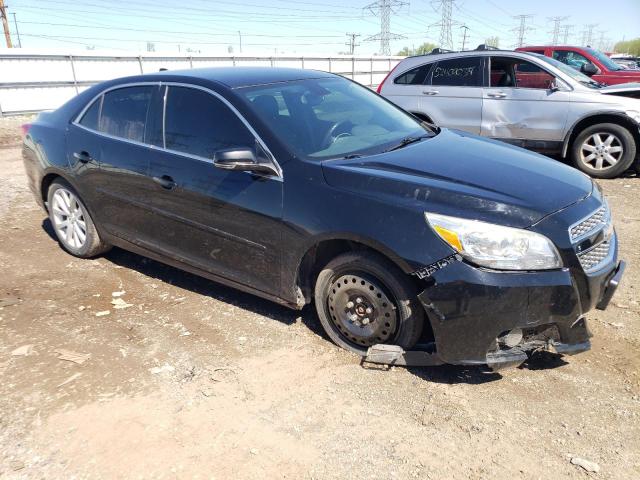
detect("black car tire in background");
top-left (47, 179), bottom-right (111, 258)
top-left (314, 251), bottom-right (424, 355)
top-left (571, 123), bottom-right (636, 179)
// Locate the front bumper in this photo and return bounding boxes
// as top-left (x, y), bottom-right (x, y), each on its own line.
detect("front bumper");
top-left (416, 256), bottom-right (624, 366)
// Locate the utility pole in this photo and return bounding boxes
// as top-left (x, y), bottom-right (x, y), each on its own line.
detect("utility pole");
top-left (238, 30), bottom-right (242, 54)
top-left (345, 33), bottom-right (361, 55)
top-left (0, 0), bottom-right (12, 48)
top-left (511, 14), bottom-right (534, 48)
top-left (548, 16), bottom-right (568, 45)
top-left (561, 24), bottom-right (573, 44)
top-left (364, 0), bottom-right (407, 55)
top-left (459, 24), bottom-right (469, 50)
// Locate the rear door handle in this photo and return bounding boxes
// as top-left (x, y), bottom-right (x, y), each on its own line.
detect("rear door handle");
top-left (487, 92), bottom-right (507, 99)
top-left (422, 90), bottom-right (440, 95)
top-left (73, 151), bottom-right (94, 163)
top-left (153, 175), bottom-right (177, 190)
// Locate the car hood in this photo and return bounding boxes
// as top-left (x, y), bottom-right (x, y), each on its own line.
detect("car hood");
top-left (321, 129), bottom-right (593, 229)
top-left (599, 82), bottom-right (640, 98)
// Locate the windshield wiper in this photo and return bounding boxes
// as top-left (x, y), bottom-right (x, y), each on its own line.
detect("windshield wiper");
top-left (384, 134), bottom-right (432, 153)
top-left (342, 153), bottom-right (363, 159)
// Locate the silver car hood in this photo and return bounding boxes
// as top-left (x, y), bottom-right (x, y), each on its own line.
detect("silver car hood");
top-left (599, 82), bottom-right (640, 94)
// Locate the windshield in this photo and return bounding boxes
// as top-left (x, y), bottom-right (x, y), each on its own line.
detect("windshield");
top-left (239, 77), bottom-right (432, 160)
top-left (536, 55), bottom-right (601, 88)
top-left (586, 48), bottom-right (623, 71)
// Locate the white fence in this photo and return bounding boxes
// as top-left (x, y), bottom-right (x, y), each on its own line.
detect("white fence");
top-left (0, 53), bottom-right (403, 116)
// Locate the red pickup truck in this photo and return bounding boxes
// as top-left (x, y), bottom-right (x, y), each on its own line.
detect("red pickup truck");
top-left (516, 45), bottom-right (640, 85)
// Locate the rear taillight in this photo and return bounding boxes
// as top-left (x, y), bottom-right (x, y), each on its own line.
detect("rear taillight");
top-left (20, 123), bottom-right (31, 138)
top-left (376, 63), bottom-right (399, 93)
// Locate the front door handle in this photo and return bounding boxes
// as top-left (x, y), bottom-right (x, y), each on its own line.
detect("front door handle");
top-left (153, 175), bottom-right (177, 190)
top-left (422, 90), bottom-right (440, 95)
top-left (73, 151), bottom-right (94, 163)
top-left (487, 92), bottom-right (507, 99)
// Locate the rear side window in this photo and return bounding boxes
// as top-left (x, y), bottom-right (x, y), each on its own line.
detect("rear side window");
top-left (99, 86), bottom-right (153, 142)
top-left (430, 57), bottom-right (483, 87)
top-left (394, 64), bottom-right (431, 85)
top-left (79, 97), bottom-right (101, 130)
top-left (164, 86), bottom-right (254, 159)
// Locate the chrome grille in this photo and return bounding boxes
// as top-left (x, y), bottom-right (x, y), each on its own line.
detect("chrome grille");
top-left (577, 241), bottom-right (612, 273)
top-left (569, 205), bottom-right (609, 243)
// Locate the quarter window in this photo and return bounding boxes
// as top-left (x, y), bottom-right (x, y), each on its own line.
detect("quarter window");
top-left (430, 57), bottom-right (483, 87)
top-left (394, 64), bottom-right (431, 85)
top-left (79, 97), bottom-right (101, 130)
top-left (163, 86), bottom-right (254, 159)
top-left (99, 86), bottom-right (153, 142)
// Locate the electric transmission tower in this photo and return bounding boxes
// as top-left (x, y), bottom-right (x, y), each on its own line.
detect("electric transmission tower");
top-left (561, 24), bottom-right (573, 44)
top-left (548, 16), bottom-right (568, 44)
top-left (364, 0), bottom-right (407, 55)
top-left (582, 23), bottom-right (597, 46)
top-left (511, 14), bottom-right (535, 48)
top-left (431, 0), bottom-right (456, 50)
top-left (345, 33), bottom-right (361, 55)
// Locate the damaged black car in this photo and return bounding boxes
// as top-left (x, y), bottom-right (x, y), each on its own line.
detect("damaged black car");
top-left (22, 67), bottom-right (625, 369)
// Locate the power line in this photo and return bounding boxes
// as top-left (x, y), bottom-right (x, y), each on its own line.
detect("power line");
top-left (511, 14), bottom-right (535, 48)
top-left (363, 0), bottom-right (408, 55)
top-left (548, 16), bottom-right (568, 45)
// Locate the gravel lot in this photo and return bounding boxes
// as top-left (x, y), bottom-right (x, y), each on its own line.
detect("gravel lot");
top-left (1, 116), bottom-right (639, 479)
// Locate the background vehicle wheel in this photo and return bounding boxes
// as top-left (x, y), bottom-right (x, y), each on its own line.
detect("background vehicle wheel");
top-left (47, 179), bottom-right (111, 258)
top-left (314, 252), bottom-right (423, 356)
top-left (570, 123), bottom-right (636, 178)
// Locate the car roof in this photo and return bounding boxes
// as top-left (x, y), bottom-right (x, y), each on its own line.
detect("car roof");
top-left (397, 49), bottom-right (539, 68)
top-left (153, 66), bottom-right (334, 89)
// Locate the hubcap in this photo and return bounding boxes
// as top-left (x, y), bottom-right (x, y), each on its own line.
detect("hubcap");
top-left (579, 132), bottom-right (623, 171)
top-left (51, 188), bottom-right (87, 249)
top-left (327, 274), bottom-right (397, 347)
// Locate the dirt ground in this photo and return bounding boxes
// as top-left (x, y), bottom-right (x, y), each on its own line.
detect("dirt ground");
top-left (0, 116), bottom-right (639, 479)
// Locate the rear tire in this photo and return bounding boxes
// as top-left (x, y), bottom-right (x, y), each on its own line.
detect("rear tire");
top-left (570, 123), bottom-right (636, 178)
top-left (47, 179), bottom-right (111, 258)
top-left (314, 252), bottom-right (423, 356)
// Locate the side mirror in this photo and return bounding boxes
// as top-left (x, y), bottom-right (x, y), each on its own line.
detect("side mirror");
top-left (213, 148), bottom-right (277, 175)
top-left (580, 63), bottom-right (599, 77)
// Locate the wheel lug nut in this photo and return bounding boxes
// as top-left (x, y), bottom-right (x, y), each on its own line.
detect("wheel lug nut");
top-left (361, 318), bottom-right (370, 325)
top-left (346, 301), bottom-right (354, 308)
top-left (365, 307), bottom-right (372, 314)
top-left (356, 297), bottom-right (362, 304)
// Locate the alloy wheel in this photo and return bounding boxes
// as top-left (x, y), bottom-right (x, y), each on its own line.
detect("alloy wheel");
top-left (579, 132), bottom-right (624, 171)
top-left (326, 273), bottom-right (398, 348)
top-left (51, 188), bottom-right (87, 249)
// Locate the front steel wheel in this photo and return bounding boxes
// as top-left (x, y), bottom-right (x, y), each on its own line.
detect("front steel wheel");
top-left (314, 252), bottom-right (423, 355)
top-left (571, 123), bottom-right (636, 178)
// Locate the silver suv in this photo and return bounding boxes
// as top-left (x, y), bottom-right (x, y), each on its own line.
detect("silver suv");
top-left (379, 48), bottom-right (640, 178)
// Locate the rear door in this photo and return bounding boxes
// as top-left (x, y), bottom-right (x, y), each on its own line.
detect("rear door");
top-left (146, 85), bottom-right (284, 295)
top-left (481, 56), bottom-right (570, 145)
top-left (422, 56), bottom-right (485, 134)
top-left (68, 84), bottom-right (160, 243)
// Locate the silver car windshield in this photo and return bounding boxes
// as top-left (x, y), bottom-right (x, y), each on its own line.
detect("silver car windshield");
top-left (536, 55), bottom-right (602, 88)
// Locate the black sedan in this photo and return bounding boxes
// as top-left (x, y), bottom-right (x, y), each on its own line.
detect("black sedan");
top-left (22, 67), bottom-right (624, 369)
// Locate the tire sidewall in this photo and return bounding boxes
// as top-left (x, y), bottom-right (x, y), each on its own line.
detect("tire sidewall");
top-left (314, 253), bottom-right (423, 356)
top-left (571, 123), bottom-right (636, 179)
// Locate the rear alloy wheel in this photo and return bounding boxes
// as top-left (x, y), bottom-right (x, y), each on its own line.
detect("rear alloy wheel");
top-left (571, 123), bottom-right (636, 178)
top-left (314, 252), bottom-right (423, 356)
top-left (47, 179), bottom-right (110, 258)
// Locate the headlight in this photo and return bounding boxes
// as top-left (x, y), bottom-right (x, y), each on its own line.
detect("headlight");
top-left (626, 110), bottom-right (640, 123)
top-left (425, 212), bottom-right (562, 270)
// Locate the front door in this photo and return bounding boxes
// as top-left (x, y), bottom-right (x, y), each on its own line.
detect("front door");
top-left (146, 85), bottom-right (283, 296)
top-left (481, 56), bottom-right (570, 145)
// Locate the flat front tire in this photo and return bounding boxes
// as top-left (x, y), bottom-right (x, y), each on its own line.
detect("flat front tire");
top-left (571, 123), bottom-right (636, 178)
top-left (314, 252), bottom-right (423, 356)
top-left (47, 179), bottom-right (110, 258)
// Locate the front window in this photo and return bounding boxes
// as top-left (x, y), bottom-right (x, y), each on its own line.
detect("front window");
top-left (490, 57), bottom-right (555, 89)
top-left (537, 55), bottom-right (602, 88)
top-left (238, 77), bottom-right (432, 160)
top-left (585, 48), bottom-right (624, 71)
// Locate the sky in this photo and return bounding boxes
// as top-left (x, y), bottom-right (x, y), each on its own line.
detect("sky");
top-left (2, 0), bottom-right (639, 56)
